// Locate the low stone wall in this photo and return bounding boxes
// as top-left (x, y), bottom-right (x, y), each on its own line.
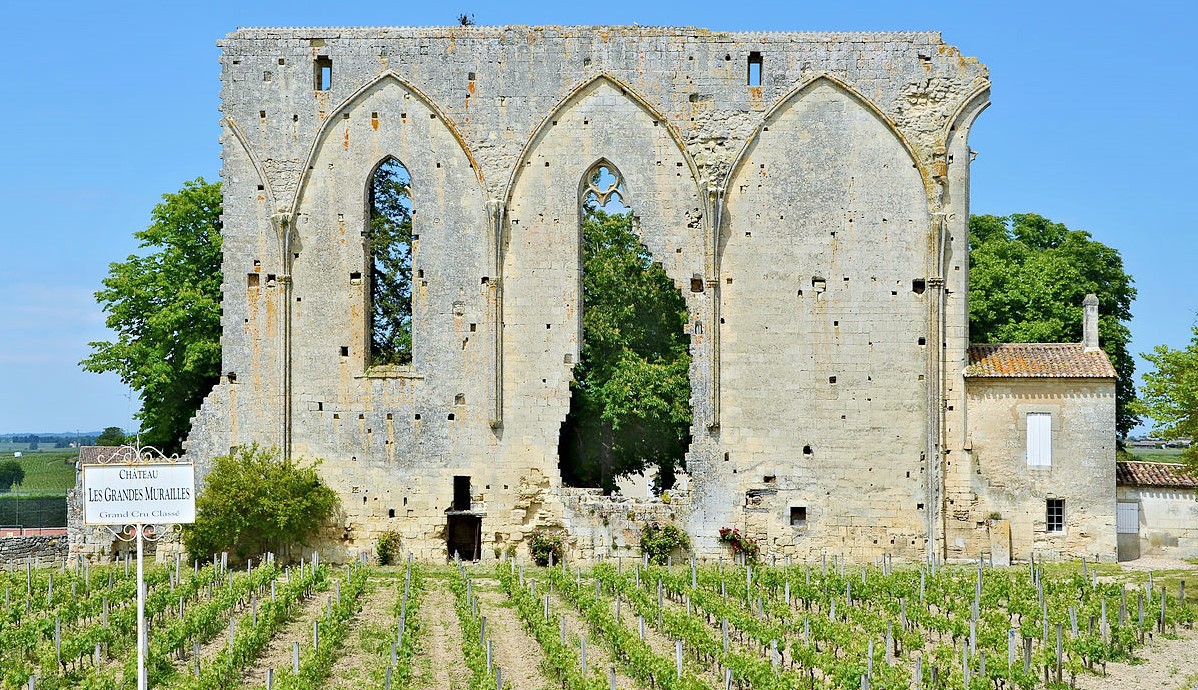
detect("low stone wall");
top-left (562, 487), bottom-right (691, 562)
top-left (1117, 485), bottom-right (1198, 560)
top-left (1, 535), bottom-right (69, 563)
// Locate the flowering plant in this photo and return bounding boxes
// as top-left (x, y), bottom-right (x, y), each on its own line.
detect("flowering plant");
top-left (717, 527), bottom-right (759, 561)
top-left (528, 526), bottom-right (565, 566)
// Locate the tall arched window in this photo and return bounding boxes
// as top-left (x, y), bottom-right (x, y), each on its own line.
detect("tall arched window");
top-left (559, 161), bottom-right (692, 493)
top-left (582, 162), bottom-right (627, 211)
top-left (367, 158), bottom-right (413, 366)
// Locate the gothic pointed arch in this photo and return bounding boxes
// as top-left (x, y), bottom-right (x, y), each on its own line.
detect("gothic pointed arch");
top-left (364, 156), bottom-right (414, 367)
top-left (558, 156), bottom-right (692, 492)
top-left (222, 117), bottom-right (278, 212)
top-left (502, 73), bottom-right (699, 212)
top-left (725, 74), bottom-right (931, 205)
top-left (288, 70), bottom-right (483, 214)
top-left (717, 70), bottom-right (933, 553)
top-left (284, 65), bottom-right (490, 463)
top-left (578, 158), bottom-right (630, 211)
top-left (943, 82), bottom-right (991, 146)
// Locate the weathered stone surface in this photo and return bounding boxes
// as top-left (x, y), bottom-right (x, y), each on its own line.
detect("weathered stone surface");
top-left (988, 519), bottom-right (1011, 567)
top-left (188, 24), bottom-right (1000, 563)
top-left (1, 535), bottom-right (67, 563)
top-left (71, 25), bottom-right (1113, 565)
top-left (958, 379), bottom-right (1118, 562)
top-left (1116, 484), bottom-right (1198, 560)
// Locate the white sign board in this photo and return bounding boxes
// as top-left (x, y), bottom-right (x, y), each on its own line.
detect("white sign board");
top-left (82, 462), bottom-right (196, 525)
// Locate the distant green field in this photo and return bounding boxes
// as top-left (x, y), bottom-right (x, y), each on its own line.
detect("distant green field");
top-left (0, 441), bottom-right (40, 452)
top-left (1127, 446), bottom-right (1187, 463)
top-left (0, 445), bottom-right (78, 455)
top-left (1, 451), bottom-right (77, 494)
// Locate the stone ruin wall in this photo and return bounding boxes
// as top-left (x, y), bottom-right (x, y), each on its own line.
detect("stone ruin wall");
top-left (1, 535), bottom-right (68, 563)
top-left (183, 25), bottom-right (990, 564)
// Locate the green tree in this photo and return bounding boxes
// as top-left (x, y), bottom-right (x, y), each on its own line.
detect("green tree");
top-left (95, 426), bottom-right (128, 446)
top-left (0, 460), bottom-right (24, 492)
top-left (559, 209), bottom-right (693, 493)
top-left (81, 179), bottom-right (222, 454)
top-left (1136, 319), bottom-right (1198, 467)
top-left (368, 159), bottom-right (413, 366)
top-left (969, 213), bottom-right (1138, 437)
top-left (182, 444), bottom-right (339, 562)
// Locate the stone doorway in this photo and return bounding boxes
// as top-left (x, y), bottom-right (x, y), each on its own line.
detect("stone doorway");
top-left (446, 513), bottom-right (481, 561)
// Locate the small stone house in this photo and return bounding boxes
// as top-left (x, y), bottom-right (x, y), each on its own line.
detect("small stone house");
top-left (1115, 461), bottom-right (1198, 561)
top-left (959, 296), bottom-right (1118, 562)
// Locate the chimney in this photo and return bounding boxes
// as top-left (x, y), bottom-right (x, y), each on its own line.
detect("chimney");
top-left (1083, 294), bottom-right (1100, 352)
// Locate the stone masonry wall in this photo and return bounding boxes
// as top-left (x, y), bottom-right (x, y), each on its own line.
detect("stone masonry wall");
top-left (183, 26), bottom-right (991, 563)
top-left (1, 536), bottom-right (68, 563)
top-left (1116, 485), bottom-right (1198, 560)
top-left (959, 378), bottom-right (1117, 562)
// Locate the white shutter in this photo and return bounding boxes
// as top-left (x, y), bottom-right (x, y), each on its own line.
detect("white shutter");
top-left (1026, 413), bottom-right (1052, 467)
top-left (1116, 502), bottom-right (1140, 534)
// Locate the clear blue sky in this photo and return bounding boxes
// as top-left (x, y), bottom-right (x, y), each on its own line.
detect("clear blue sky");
top-left (1, 0), bottom-right (1194, 435)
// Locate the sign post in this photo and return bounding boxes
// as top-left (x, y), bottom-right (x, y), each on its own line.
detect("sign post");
top-left (82, 445), bottom-right (195, 690)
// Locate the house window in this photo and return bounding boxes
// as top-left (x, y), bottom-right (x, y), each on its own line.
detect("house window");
top-left (1116, 501), bottom-right (1139, 534)
top-left (1046, 498), bottom-right (1064, 533)
top-left (1026, 412), bottom-right (1052, 466)
top-left (789, 506), bottom-right (807, 527)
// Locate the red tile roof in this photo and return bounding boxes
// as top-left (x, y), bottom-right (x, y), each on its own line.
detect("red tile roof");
top-left (965, 343), bottom-right (1116, 379)
top-left (1116, 461), bottom-right (1198, 489)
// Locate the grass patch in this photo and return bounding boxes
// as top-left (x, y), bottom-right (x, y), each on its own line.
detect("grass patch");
top-left (1128, 447), bottom-right (1188, 463)
top-left (1, 451), bottom-right (77, 494)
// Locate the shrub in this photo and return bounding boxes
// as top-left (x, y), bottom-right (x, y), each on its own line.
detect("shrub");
top-left (640, 520), bottom-right (689, 565)
top-left (0, 460), bottom-right (25, 492)
top-left (377, 529), bottom-right (403, 565)
top-left (182, 444), bottom-right (339, 562)
top-left (717, 527), bottom-right (759, 562)
top-left (527, 526), bottom-right (564, 566)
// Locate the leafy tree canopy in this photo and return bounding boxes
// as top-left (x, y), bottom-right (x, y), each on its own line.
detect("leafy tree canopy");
top-left (182, 444), bottom-right (339, 562)
top-left (95, 426), bottom-right (128, 446)
top-left (559, 209), bottom-right (693, 493)
top-left (969, 213), bottom-right (1138, 437)
top-left (0, 460), bottom-right (25, 493)
top-left (81, 179), bottom-right (223, 454)
top-left (1136, 319), bottom-right (1198, 468)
